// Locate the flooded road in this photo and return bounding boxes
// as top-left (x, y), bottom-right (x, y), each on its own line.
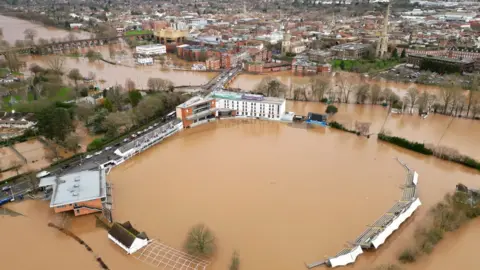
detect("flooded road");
top-left (0, 15), bottom-right (90, 44)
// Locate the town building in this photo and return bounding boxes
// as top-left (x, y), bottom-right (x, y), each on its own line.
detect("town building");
top-left (135, 44), bottom-right (166, 56)
top-left (307, 50), bottom-right (332, 63)
top-left (206, 58), bottom-right (221, 70)
top-left (330, 43), bottom-right (372, 60)
top-left (292, 56), bottom-right (318, 75)
top-left (176, 96), bottom-right (217, 128)
top-left (137, 57), bottom-right (154, 65)
top-left (210, 91), bottom-right (286, 120)
top-left (108, 221), bottom-right (149, 254)
top-left (154, 28), bottom-right (187, 44)
top-left (407, 54), bottom-right (475, 73)
top-left (38, 170), bottom-right (109, 217)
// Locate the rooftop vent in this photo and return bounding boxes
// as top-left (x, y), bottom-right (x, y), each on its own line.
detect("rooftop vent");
top-left (72, 192), bottom-right (79, 196)
top-left (74, 177), bottom-right (81, 182)
top-left (73, 184), bottom-right (80, 188)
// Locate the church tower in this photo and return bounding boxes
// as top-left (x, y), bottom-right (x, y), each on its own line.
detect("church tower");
top-left (281, 30), bottom-right (291, 56)
top-left (375, 3), bottom-right (390, 59)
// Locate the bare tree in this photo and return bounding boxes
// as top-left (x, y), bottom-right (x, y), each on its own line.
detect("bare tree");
top-left (382, 88), bottom-right (400, 107)
top-left (336, 73), bottom-right (355, 103)
top-left (68, 68), bottom-right (83, 97)
top-left (0, 28), bottom-right (3, 39)
top-left (106, 85), bottom-right (125, 111)
top-left (14, 39), bottom-right (25, 48)
top-left (310, 75), bottom-right (330, 102)
top-left (76, 102), bottom-right (96, 123)
top-left (405, 87), bottom-right (420, 114)
top-left (66, 32), bottom-right (76, 42)
top-left (4, 52), bottom-right (21, 73)
top-left (355, 121), bottom-right (372, 136)
top-left (47, 56), bottom-right (66, 74)
top-left (370, 84), bottom-right (382, 105)
top-left (417, 91), bottom-right (436, 115)
top-left (254, 76), bottom-right (287, 97)
top-left (64, 133), bottom-right (80, 153)
top-left (24, 28), bottom-right (37, 41)
top-left (102, 111), bottom-right (133, 138)
top-left (355, 84), bottom-right (370, 104)
top-left (125, 78), bottom-right (136, 91)
top-left (38, 38), bottom-right (49, 46)
top-left (147, 78), bottom-right (174, 92)
top-left (87, 71), bottom-right (96, 81)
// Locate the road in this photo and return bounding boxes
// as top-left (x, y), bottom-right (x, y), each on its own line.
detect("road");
top-left (204, 66), bottom-right (242, 92)
top-left (0, 179), bottom-right (33, 204)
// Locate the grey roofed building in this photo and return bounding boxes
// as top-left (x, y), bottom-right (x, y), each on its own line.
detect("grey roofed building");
top-left (108, 221), bottom-right (149, 248)
top-left (39, 169), bottom-right (107, 208)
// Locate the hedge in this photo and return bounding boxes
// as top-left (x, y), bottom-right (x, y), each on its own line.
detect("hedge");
top-left (378, 133), bottom-right (433, 155)
top-left (378, 133), bottom-right (480, 172)
top-left (329, 121), bottom-right (360, 136)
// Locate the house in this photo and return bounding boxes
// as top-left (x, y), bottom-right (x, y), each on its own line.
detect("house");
top-left (108, 221), bottom-right (149, 254)
top-left (38, 169), bottom-right (108, 216)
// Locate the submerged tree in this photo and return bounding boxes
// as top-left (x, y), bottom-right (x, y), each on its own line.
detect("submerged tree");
top-left (310, 75), bottom-right (330, 102)
top-left (184, 224), bottom-right (215, 257)
top-left (254, 76), bottom-right (287, 97)
top-left (229, 251), bottom-right (240, 270)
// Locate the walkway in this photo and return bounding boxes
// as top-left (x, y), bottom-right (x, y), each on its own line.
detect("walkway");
top-left (133, 240), bottom-right (210, 270)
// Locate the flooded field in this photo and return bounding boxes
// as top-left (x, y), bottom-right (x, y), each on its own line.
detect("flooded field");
top-left (107, 119), bottom-right (479, 270)
top-left (289, 101), bottom-right (480, 160)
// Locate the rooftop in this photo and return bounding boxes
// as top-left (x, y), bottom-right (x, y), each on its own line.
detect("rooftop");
top-left (209, 90), bottom-right (285, 105)
top-left (39, 170), bottom-right (107, 208)
top-left (136, 44), bottom-right (166, 49)
top-left (331, 43), bottom-right (371, 51)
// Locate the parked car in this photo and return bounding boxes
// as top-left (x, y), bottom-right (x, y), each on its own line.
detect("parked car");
top-left (123, 138), bottom-right (129, 143)
top-left (104, 146), bottom-right (112, 151)
top-left (94, 151), bottom-right (102, 156)
top-left (85, 154), bottom-right (93, 159)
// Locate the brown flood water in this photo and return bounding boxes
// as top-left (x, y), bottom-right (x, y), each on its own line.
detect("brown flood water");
top-left (1, 16), bottom-right (480, 270)
top-left (0, 15), bottom-right (90, 44)
top-left (24, 54), bottom-right (217, 88)
top-left (1, 107), bottom-right (479, 270)
top-left (233, 72), bottom-right (442, 97)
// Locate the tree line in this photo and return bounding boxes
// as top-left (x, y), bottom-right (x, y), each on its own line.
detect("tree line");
top-left (254, 73), bottom-right (480, 120)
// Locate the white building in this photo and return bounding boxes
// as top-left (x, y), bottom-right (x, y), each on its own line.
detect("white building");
top-left (108, 221), bottom-right (149, 254)
top-left (210, 91), bottom-right (286, 120)
top-left (135, 44), bottom-right (166, 56)
top-left (137, 57), bottom-right (154, 65)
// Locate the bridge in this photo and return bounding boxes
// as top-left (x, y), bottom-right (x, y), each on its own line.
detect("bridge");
top-left (203, 66), bottom-right (242, 92)
top-left (0, 33), bottom-right (155, 56)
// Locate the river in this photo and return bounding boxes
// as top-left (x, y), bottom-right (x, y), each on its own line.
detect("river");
top-left (1, 16), bottom-right (480, 270)
top-left (0, 15), bottom-right (90, 44)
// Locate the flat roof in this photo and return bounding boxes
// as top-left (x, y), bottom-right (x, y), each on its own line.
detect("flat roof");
top-left (209, 90), bottom-right (285, 105)
top-left (136, 44), bottom-right (166, 49)
top-left (177, 96), bottom-right (214, 108)
top-left (40, 170), bottom-right (107, 207)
